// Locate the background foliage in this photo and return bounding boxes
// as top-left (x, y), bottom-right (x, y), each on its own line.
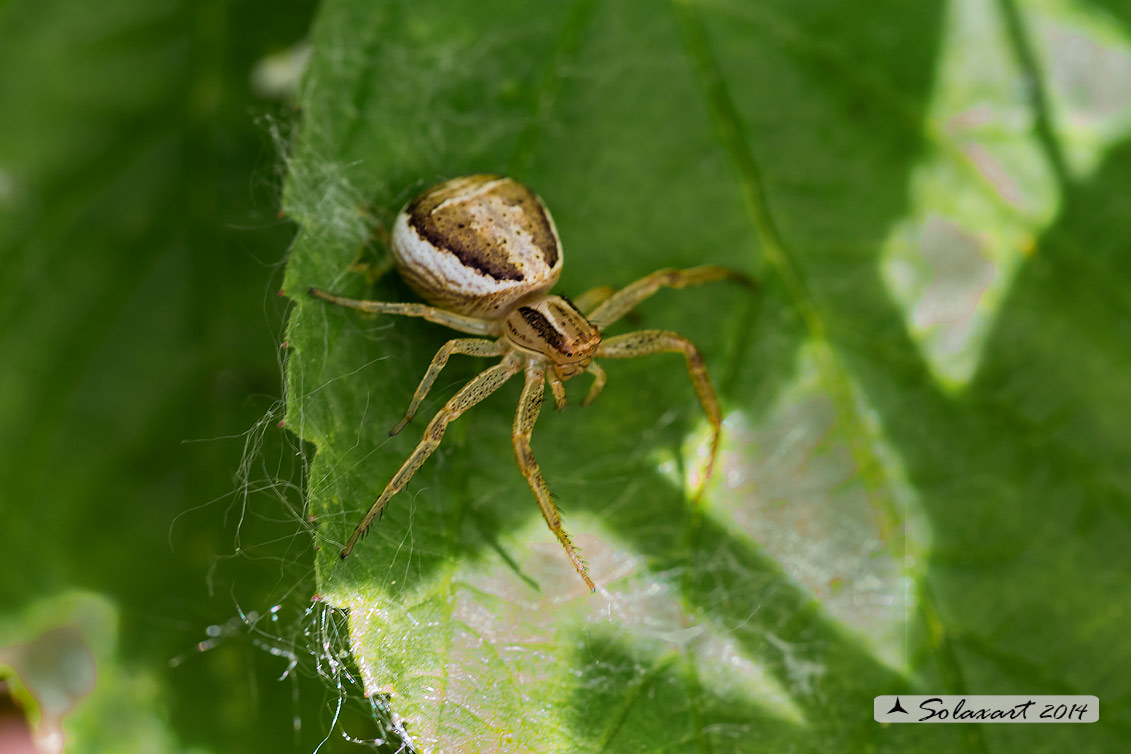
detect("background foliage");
top-left (3, 0), bottom-right (1131, 752)
top-left (0, 0), bottom-right (356, 751)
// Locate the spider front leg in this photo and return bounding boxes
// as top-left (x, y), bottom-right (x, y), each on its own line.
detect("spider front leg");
top-left (597, 330), bottom-right (722, 498)
top-left (572, 285), bottom-right (617, 315)
top-left (390, 338), bottom-right (506, 435)
top-left (308, 287), bottom-right (496, 336)
top-left (587, 265), bottom-right (754, 330)
top-left (339, 354), bottom-right (522, 559)
top-left (513, 362), bottom-right (595, 592)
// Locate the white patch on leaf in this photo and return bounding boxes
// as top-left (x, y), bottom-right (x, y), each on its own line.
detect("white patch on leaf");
top-left (880, 0), bottom-right (1131, 389)
top-left (703, 342), bottom-right (923, 675)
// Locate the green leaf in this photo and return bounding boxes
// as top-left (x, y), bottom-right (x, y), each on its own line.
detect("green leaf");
top-left (284, 0), bottom-right (1131, 751)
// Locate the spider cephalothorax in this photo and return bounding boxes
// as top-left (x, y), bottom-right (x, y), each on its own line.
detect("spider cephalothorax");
top-left (310, 174), bottom-right (751, 591)
top-left (504, 295), bottom-right (601, 379)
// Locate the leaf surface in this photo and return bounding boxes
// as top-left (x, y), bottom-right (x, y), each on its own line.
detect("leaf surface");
top-left (283, 0), bottom-right (1131, 750)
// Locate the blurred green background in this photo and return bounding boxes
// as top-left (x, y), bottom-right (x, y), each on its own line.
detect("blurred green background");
top-left (0, 0), bottom-right (369, 751)
top-left (4, 0), bottom-right (1131, 752)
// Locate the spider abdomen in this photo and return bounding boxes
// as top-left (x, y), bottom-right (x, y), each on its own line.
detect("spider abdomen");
top-left (392, 174), bottom-right (563, 319)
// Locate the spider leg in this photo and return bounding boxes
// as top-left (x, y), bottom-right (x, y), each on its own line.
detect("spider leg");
top-left (597, 330), bottom-right (722, 498)
top-left (339, 354), bottom-right (522, 559)
top-left (571, 285), bottom-right (617, 315)
top-left (390, 338), bottom-right (507, 435)
top-left (587, 266), bottom-right (754, 330)
top-left (580, 361), bottom-right (607, 407)
top-left (513, 362), bottom-right (596, 592)
top-left (309, 287), bottom-right (496, 335)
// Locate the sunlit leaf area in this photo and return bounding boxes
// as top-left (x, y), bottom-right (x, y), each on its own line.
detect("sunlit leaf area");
top-left (3, 0), bottom-right (1131, 752)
